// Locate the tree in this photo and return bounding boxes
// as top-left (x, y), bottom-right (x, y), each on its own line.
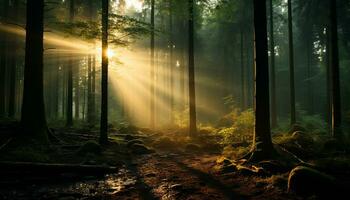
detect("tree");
top-left (249, 0), bottom-right (275, 161)
top-left (21, 0), bottom-right (48, 142)
top-left (288, 0), bottom-right (296, 125)
top-left (150, 0), bottom-right (155, 129)
top-left (87, 0), bottom-right (95, 125)
top-left (329, 0), bottom-right (341, 138)
top-left (0, 0), bottom-right (9, 118)
top-left (269, 0), bottom-right (277, 127)
top-left (100, 0), bottom-right (109, 145)
top-left (188, 0), bottom-right (197, 136)
top-left (66, 0), bottom-right (74, 127)
top-left (169, 0), bottom-right (175, 123)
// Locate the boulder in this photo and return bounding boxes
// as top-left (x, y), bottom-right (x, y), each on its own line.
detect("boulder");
top-left (185, 143), bottom-right (201, 152)
top-left (288, 124), bottom-right (306, 134)
top-left (288, 166), bottom-right (337, 197)
top-left (76, 141), bottom-right (101, 155)
top-left (130, 144), bottom-right (154, 155)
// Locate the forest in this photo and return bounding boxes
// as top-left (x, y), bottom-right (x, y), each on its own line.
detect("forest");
top-left (0, 0), bottom-right (349, 199)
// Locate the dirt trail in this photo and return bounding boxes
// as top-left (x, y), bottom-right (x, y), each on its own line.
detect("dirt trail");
top-left (0, 151), bottom-right (298, 200)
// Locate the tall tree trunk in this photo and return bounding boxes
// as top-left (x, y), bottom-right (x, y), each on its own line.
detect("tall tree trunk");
top-left (100, 0), bottom-right (109, 144)
top-left (188, 0), bottom-right (197, 136)
top-left (269, 0), bottom-right (277, 127)
top-left (87, 0), bottom-right (95, 125)
top-left (250, 0), bottom-right (274, 161)
top-left (66, 0), bottom-right (74, 127)
top-left (0, 0), bottom-right (9, 117)
top-left (329, 0), bottom-right (342, 138)
top-left (150, 0), bottom-right (155, 129)
top-left (325, 27), bottom-right (332, 133)
top-left (306, 37), bottom-right (314, 115)
top-left (21, 0), bottom-right (48, 142)
top-left (287, 0), bottom-right (296, 125)
top-left (8, 0), bottom-right (19, 118)
top-left (169, 0), bottom-right (174, 123)
top-left (75, 65), bottom-right (80, 119)
top-left (240, 29), bottom-right (246, 110)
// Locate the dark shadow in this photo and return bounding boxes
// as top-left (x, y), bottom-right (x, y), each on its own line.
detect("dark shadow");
top-left (171, 158), bottom-right (247, 200)
top-left (126, 161), bottom-right (160, 200)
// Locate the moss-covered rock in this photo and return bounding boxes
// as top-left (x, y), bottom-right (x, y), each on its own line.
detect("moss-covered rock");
top-left (130, 144), bottom-right (154, 155)
top-left (288, 124), bottom-right (307, 134)
top-left (288, 166), bottom-right (337, 197)
top-left (76, 141), bottom-right (101, 155)
top-left (152, 137), bottom-right (176, 150)
top-left (185, 143), bottom-right (201, 152)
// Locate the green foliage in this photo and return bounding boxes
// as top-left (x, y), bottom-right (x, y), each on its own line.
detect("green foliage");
top-left (218, 109), bottom-right (254, 145)
top-left (174, 108), bottom-right (189, 128)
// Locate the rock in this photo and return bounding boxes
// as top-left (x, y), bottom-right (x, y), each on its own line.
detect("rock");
top-left (185, 143), bottom-right (201, 152)
top-left (76, 141), bottom-right (101, 155)
top-left (130, 144), bottom-right (154, 155)
top-left (288, 166), bottom-right (337, 197)
top-left (292, 131), bottom-right (313, 147)
top-left (126, 139), bottom-right (144, 148)
top-left (289, 124), bottom-right (307, 134)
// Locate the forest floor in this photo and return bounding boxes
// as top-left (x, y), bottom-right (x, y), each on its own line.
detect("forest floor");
top-left (0, 122), bottom-right (349, 200)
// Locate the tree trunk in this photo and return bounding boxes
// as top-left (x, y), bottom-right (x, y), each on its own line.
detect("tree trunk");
top-left (0, 0), bottom-right (9, 117)
top-left (169, 0), bottom-right (174, 123)
top-left (100, 0), bottom-right (109, 145)
top-left (240, 29), bottom-right (246, 110)
top-left (329, 0), bottom-right (342, 138)
top-left (269, 0), bottom-right (277, 128)
top-left (150, 0), bottom-right (155, 129)
top-left (75, 66), bottom-right (80, 120)
top-left (188, 0), bottom-right (197, 136)
top-left (66, 0), bottom-right (74, 127)
top-left (288, 0), bottom-right (296, 125)
top-left (21, 0), bottom-right (48, 142)
top-left (250, 0), bottom-right (274, 161)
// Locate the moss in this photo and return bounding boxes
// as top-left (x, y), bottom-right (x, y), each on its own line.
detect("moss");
top-left (76, 141), bottom-right (101, 155)
top-left (4, 146), bottom-right (50, 162)
top-left (152, 136), bottom-right (177, 150)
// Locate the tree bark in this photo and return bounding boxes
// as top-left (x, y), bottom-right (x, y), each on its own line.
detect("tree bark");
top-left (150, 0), bottom-right (155, 129)
top-left (169, 0), bottom-right (174, 123)
top-left (251, 0), bottom-right (274, 161)
top-left (269, 0), bottom-right (277, 128)
top-left (329, 0), bottom-right (342, 138)
top-left (66, 0), bottom-right (74, 127)
top-left (288, 0), bottom-right (296, 125)
top-left (21, 0), bottom-right (48, 142)
top-left (100, 0), bottom-right (109, 145)
top-left (188, 0), bottom-right (197, 136)
top-left (0, 0), bottom-right (9, 117)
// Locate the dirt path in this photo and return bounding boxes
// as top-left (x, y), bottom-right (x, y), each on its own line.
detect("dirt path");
top-left (0, 152), bottom-right (298, 200)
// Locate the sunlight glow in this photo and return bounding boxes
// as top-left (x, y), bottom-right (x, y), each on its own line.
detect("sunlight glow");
top-left (126, 0), bottom-right (143, 12)
top-left (108, 48), bottom-right (115, 58)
